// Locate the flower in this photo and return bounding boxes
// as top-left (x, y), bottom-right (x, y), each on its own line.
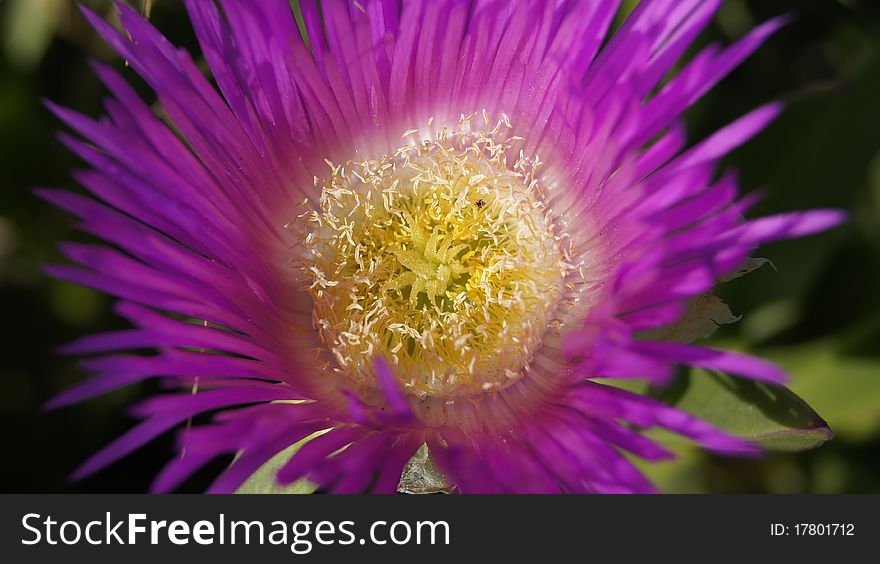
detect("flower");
top-left (43, 0), bottom-right (844, 494)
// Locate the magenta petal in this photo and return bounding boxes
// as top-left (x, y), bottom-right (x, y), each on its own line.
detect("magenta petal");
top-left (734, 210), bottom-right (848, 245)
top-left (632, 341), bottom-right (788, 384)
top-left (674, 103), bottom-right (783, 171)
top-left (276, 427), bottom-right (369, 485)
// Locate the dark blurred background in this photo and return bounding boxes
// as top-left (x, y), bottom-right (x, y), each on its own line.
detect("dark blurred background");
top-left (0, 0), bottom-right (878, 493)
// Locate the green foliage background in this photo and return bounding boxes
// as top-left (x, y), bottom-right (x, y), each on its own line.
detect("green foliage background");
top-left (0, 0), bottom-right (878, 492)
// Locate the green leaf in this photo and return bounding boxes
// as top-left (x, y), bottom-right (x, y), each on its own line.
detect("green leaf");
top-left (655, 368), bottom-right (832, 452)
top-left (766, 342), bottom-right (880, 442)
top-left (235, 430), bottom-right (329, 494)
top-left (630, 431), bottom-right (710, 494)
top-left (3, 0), bottom-right (60, 71)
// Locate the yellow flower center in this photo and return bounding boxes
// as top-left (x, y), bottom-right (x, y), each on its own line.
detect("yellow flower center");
top-left (294, 114), bottom-right (571, 398)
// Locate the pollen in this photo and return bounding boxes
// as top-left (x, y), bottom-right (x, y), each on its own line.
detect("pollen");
top-left (292, 113), bottom-right (571, 398)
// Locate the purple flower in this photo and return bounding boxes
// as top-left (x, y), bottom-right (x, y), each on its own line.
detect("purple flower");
top-left (43, 1), bottom-right (844, 494)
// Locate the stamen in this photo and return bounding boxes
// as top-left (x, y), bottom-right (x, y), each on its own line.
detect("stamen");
top-left (293, 114), bottom-right (571, 398)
